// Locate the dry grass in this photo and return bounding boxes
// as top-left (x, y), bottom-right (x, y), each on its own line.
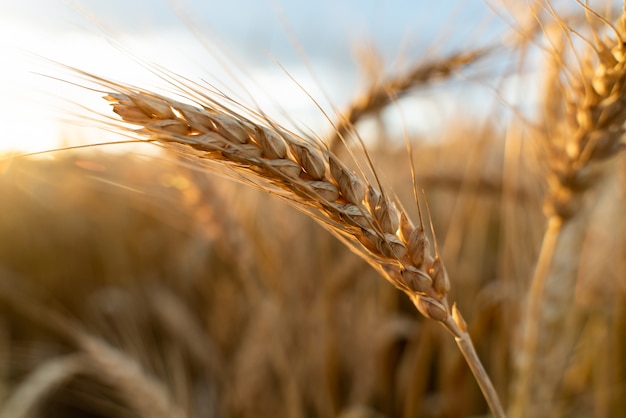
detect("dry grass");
top-left (1, 1), bottom-right (626, 417)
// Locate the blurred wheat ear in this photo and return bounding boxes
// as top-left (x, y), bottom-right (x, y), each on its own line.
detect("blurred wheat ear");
top-left (510, 5), bottom-right (626, 418)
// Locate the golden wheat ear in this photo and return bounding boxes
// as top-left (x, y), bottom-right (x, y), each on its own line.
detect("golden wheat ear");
top-left (70, 71), bottom-right (505, 417)
top-left (102, 85), bottom-right (442, 305)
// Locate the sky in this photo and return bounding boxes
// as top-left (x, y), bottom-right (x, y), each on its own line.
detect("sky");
top-left (0, 0), bottom-right (509, 154)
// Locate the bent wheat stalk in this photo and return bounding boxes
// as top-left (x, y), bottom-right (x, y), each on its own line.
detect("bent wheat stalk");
top-left (82, 74), bottom-right (506, 417)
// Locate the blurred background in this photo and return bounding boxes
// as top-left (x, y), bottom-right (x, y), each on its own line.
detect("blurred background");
top-left (1, 1), bottom-right (624, 418)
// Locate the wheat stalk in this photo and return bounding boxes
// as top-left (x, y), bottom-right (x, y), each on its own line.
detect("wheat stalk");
top-left (77, 72), bottom-right (507, 417)
top-left (510, 5), bottom-right (626, 417)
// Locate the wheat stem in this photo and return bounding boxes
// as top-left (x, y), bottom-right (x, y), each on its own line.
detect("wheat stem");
top-left (443, 307), bottom-right (506, 418)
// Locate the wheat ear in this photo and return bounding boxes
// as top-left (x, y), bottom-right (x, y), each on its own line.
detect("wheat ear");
top-left (87, 74), bottom-right (505, 417)
top-left (510, 6), bottom-right (626, 418)
top-left (327, 48), bottom-right (490, 152)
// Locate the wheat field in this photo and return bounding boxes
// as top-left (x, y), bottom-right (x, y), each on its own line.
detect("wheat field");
top-left (1, 1), bottom-right (625, 417)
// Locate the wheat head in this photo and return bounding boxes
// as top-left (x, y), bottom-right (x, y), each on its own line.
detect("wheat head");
top-left (59, 60), bottom-right (506, 416)
top-left (101, 83), bottom-right (454, 323)
top-left (511, 6), bottom-right (626, 418)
